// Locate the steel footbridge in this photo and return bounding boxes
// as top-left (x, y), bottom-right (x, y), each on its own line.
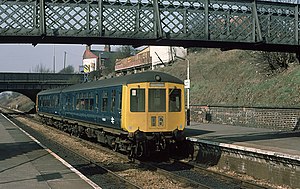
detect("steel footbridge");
top-left (1, 0), bottom-right (300, 52)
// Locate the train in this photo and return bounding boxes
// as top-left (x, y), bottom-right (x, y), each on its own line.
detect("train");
top-left (36, 71), bottom-right (186, 157)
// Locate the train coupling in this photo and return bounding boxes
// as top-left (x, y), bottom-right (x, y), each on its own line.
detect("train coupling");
top-left (173, 129), bottom-right (185, 142)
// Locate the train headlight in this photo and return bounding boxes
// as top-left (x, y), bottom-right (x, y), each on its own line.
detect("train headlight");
top-left (155, 75), bottom-right (161, 82)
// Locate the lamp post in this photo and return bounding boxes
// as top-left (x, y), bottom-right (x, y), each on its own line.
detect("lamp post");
top-left (175, 56), bottom-right (190, 126)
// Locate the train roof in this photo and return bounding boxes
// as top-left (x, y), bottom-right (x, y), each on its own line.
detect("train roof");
top-left (37, 86), bottom-right (64, 95)
top-left (38, 71), bottom-right (183, 95)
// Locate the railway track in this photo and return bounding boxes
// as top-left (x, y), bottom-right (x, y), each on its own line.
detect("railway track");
top-left (4, 111), bottom-right (200, 188)
top-left (2, 113), bottom-right (140, 189)
top-left (150, 159), bottom-right (269, 189)
top-left (2, 108), bottom-right (271, 189)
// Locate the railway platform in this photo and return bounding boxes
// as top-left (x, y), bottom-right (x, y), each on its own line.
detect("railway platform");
top-left (0, 113), bottom-right (98, 189)
top-left (185, 122), bottom-right (300, 159)
top-left (185, 122), bottom-right (300, 188)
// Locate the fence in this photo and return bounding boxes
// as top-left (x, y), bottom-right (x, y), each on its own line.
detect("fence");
top-left (191, 105), bottom-right (300, 131)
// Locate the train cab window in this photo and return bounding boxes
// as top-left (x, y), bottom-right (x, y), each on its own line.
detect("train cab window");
top-left (101, 91), bottom-right (108, 112)
top-left (130, 89), bottom-right (145, 112)
top-left (169, 89), bottom-right (181, 112)
top-left (148, 89), bottom-right (166, 112)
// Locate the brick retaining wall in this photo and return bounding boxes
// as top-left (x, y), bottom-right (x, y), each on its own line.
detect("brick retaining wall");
top-left (190, 105), bottom-right (300, 131)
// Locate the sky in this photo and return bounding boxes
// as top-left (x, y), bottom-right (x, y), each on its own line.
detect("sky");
top-left (0, 44), bottom-right (106, 73)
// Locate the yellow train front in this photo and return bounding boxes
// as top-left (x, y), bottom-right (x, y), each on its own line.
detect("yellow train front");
top-left (121, 73), bottom-right (185, 156)
top-left (37, 71), bottom-right (185, 157)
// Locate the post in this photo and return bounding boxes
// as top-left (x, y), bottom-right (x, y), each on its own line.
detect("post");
top-left (64, 51), bottom-right (67, 71)
top-left (39, 0), bottom-right (46, 36)
top-left (53, 45), bottom-right (56, 73)
top-left (186, 58), bottom-right (190, 126)
top-left (175, 55), bottom-right (190, 126)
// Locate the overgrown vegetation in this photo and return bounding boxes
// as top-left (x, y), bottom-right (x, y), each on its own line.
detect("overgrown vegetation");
top-left (1, 48), bottom-right (300, 109)
top-left (254, 51), bottom-right (298, 76)
top-left (0, 92), bottom-right (34, 112)
top-left (160, 49), bottom-right (300, 108)
top-left (59, 65), bottom-right (75, 74)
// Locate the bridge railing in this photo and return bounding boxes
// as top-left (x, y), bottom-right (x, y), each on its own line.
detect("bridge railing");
top-left (1, 0), bottom-right (300, 50)
top-left (0, 73), bottom-right (82, 83)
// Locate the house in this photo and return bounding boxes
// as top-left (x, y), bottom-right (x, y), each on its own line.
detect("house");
top-left (82, 45), bottom-right (113, 73)
top-left (115, 47), bottom-right (152, 75)
top-left (115, 46), bottom-right (187, 75)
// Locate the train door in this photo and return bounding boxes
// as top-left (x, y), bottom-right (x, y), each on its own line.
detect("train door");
top-left (109, 87), bottom-right (122, 129)
top-left (148, 88), bottom-right (166, 131)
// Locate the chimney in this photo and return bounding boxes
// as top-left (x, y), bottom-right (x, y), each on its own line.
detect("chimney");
top-left (86, 45), bottom-right (91, 51)
top-left (104, 45), bottom-right (111, 52)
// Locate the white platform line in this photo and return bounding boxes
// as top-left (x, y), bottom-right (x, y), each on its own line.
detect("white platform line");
top-left (187, 136), bottom-right (300, 162)
top-left (2, 113), bottom-right (102, 189)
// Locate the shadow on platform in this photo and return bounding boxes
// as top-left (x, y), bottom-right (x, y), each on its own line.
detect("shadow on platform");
top-left (205, 131), bottom-right (300, 144)
top-left (0, 141), bottom-right (41, 161)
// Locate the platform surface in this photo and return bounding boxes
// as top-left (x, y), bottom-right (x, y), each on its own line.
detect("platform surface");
top-left (185, 122), bottom-right (300, 159)
top-left (0, 114), bottom-right (96, 189)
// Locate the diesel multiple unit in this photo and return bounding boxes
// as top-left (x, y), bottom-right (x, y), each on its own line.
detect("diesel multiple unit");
top-left (37, 71), bottom-right (185, 157)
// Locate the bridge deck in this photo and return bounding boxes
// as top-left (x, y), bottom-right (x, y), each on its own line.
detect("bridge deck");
top-left (1, 0), bottom-right (300, 52)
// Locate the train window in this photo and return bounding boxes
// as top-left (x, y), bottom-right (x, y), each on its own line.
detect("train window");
top-left (148, 89), bottom-right (166, 112)
top-left (72, 96), bottom-right (75, 110)
top-left (76, 94), bottom-right (80, 110)
top-left (79, 93), bottom-right (83, 110)
top-left (111, 90), bottom-right (116, 112)
top-left (95, 94), bottom-right (99, 111)
top-left (67, 97), bottom-right (71, 110)
top-left (46, 96), bottom-right (50, 107)
top-left (130, 89), bottom-right (145, 112)
top-left (169, 89), bottom-right (181, 112)
top-left (89, 93), bottom-right (94, 111)
top-left (101, 91), bottom-right (108, 112)
top-left (39, 97), bottom-right (42, 107)
top-left (84, 98), bottom-right (89, 110)
top-left (50, 96), bottom-right (54, 107)
top-left (55, 95), bottom-right (59, 107)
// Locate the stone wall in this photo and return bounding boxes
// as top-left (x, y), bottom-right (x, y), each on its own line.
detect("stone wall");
top-left (191, 140), bottom-right (300, 188)
top-left (190, 105), bottom-right (300, 131)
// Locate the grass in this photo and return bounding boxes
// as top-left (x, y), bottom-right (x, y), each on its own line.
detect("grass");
top-left (160, 49), bottom-right (300, 108)
top-left (1, 48), bottom-right (300, 109)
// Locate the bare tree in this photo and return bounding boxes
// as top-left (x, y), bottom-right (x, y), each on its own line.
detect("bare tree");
top-left (32, 64), bottom-right (52, 73)
top-left (255, 51), bottom-right (297, 75)
top-left (58, 65), bottom-right (75, 74)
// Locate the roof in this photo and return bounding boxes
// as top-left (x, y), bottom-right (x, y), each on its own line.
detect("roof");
top-left (37, 87), bottom-right (65, 95)
top-left (38, 71), bottom-right (183, 95)
top-left (90, 50), bottom-right (112, 59)
top-left (83, 49), bottom-right (98, 59)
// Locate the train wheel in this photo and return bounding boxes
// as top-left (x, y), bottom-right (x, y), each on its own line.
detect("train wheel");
top-left (113, 144), bottom-right (118, 151)
top-left (136, 142), bottom-right (144, 157)
top-left (160, 138), bottom-right (167, 150)
top-left (128, 144), bottom-right (135, 161)
top-left (113, 140), bottom-right (118, 152)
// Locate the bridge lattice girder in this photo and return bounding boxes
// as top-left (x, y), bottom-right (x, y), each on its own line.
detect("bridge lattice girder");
top-left (1, 0), bottom-right (300, 52)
